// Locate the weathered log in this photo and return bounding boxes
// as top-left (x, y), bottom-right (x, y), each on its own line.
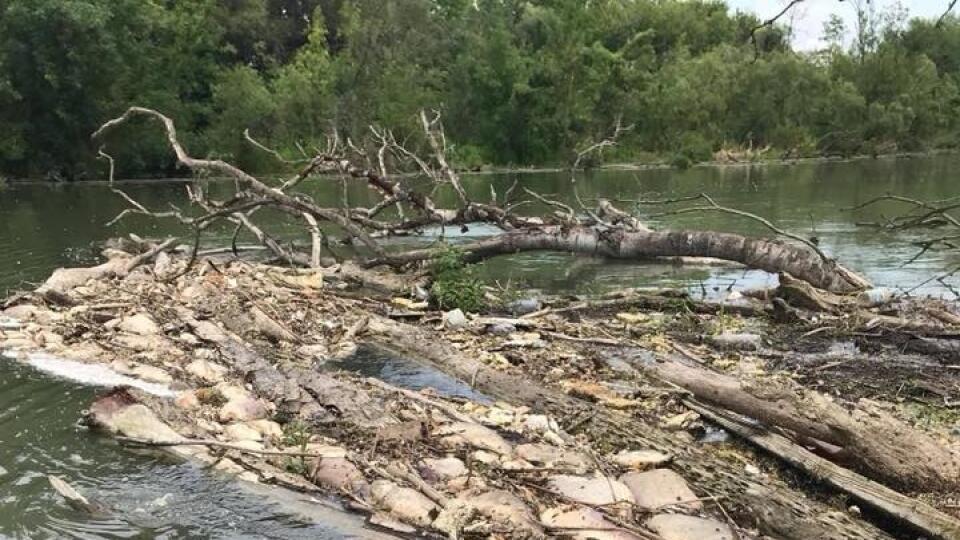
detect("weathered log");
top-left (364, 317), bottom-right (893, 539)
top-left (775, 272), bottom-right (854, 312)
top-left (776, 274), bottom-right (960, 335)
top-left (687, 401), bottom-right (960, 540)
top-left (37, 237), bottom-right (177, 297)
top-left (545, 290), bottom-right (766, 318)
top-left (642, 353), bottom-right (960, 491)
top-left (380, 227), bottom-right (869, 293)
top-left (176, 307), bottom-right (388, 428)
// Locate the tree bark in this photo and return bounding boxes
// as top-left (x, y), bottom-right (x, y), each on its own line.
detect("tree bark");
top-left (688, 401), bottom-right (960, 540)
top-left (644, 356), bottom-right (960, 491)
top-left (383, 226), bottom-right (869, 293)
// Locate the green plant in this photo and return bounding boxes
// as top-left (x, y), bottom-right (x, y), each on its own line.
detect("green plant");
top-left (670, 132), bottom-right (713, 169)
top-left (282, 419), bottom-right (312, 475)
top-left (430, 244), bottom-right (485, 312)
top-left (450, 144), bottom-right (487, 171)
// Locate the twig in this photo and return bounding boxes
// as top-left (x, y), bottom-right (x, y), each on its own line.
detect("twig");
top-left (116, 436), bottom-right (346, 458)
top-left (937, 0), bottom-right (959, 26)
top-left (162, 226), bottom-right (201, 282)
top-left (122, 237), bottom-right (179, 274)
top-left (651, 495), bottom-right (724, 511)
top-left (364, 377), bottom-right (476, 424)
top-left (523, 188), bottom-right (576, 222)
top-left (749, 0), bottom-right (804, 61)
top-left (541, 330), bottom-right (621, 346)
top-left (97, 147), bottom-right (116, 184)
top-left (243, 128), bottom-right (311, 165)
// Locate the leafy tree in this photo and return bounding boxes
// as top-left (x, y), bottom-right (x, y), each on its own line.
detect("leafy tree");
top-left (3, 0), bottom-right (960, 178)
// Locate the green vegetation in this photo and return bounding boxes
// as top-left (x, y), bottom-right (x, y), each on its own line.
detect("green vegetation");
top-left (430, 244), bottom-right (486, 312)
top-left (281, 419), bottom-right (312, 475)
top-left (2, 1), bottom-right (960, 179)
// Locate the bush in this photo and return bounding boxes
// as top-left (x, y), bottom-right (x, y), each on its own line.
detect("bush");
top-left (429, 245), bottom-right (485, 312)
top-left (669, 132), bottom-right (713, 169)
top-left (451, 144), bottom-right (488, 171)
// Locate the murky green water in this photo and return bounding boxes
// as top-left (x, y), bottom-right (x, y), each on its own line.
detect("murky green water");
top-left (3, 156), bottom-right (959, 298)
top-left (1, 155), bottom-right (959, 537)
top-left (0, 359), bottom-right (386, 539)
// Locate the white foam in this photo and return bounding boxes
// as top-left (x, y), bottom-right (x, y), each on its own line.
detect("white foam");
top-left (2, 351), bottom-right (176, 397)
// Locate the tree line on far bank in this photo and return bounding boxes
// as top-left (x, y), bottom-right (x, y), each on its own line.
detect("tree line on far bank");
top-left (1, 0), bottom-right (959, 180)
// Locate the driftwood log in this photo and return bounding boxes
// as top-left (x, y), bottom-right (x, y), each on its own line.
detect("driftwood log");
top-left (687, 401), bottom-right (960, 540)
top-left (643, 355), bottom-right (960, 490)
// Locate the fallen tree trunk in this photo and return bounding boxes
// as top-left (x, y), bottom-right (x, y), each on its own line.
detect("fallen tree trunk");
top-left (380, 227), bottom-right (870, 293)
top-left (37, 237), bottom-right (177, 300)
top-left (365, 317), bottom-right (893, 539)
top-left (95, 106), bottom-right (878, 297)
top-left (687, 401), bottom-right (960, 540)
top-left (642, 353), bottom-right (960, 491)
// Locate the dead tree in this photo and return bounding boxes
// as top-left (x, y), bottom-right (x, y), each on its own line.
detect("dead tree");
top-left (93, 106), bottom-right (870, 293)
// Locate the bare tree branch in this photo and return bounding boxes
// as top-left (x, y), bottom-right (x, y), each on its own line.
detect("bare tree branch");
top-left (93, 107), bottom-right (387, 259)
top-left (937, 0), bottom-right (959, 26)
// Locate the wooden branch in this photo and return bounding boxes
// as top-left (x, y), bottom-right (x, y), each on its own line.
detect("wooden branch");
top-left (419, 109), bottom-right (469, 206)
top-left (523, 188), bottom-right (576, 222)
top-left (116, 436), bottom-right (346, 458)
top-left (122, 237), bottom-right (179, 274)
top-left (748, 0), bottom-right (804, 60)
top-left (97, 147), bottom-right (116, 184)
top-left (94, 107), bottom-right (388, 259)
top-left (571, 116), bottom-right (633, 171)
top-left (243, 128), bottom-right (311, 165)
top-left (938, 0), bottom-right (959, 26)
top-left (303, 213), bottom-right (322, 268)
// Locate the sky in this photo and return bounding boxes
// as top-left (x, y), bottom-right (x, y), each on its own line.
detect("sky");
top-left (726, 0), bottom-right (947, 50)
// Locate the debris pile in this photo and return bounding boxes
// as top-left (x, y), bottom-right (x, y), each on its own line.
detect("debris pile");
top-left (3, 242), bottom-right (960, 539)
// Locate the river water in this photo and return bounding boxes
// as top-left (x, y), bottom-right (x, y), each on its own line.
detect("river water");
top-left (1, 156), bottom-right (959, 537)
top-left (3, 156), bottom-right (960, 298)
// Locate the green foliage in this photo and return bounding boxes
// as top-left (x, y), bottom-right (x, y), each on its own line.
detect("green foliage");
top-left (429, 244), bottom-right (485, 312)
top-left (281, 419), bottom-right (312, 475)
top-left (669, 132), bottom-right (713, 169)
top-left (3, 0), bottom-right (960, 179)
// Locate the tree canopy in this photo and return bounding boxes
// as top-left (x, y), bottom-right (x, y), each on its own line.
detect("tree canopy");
top-left (1, 0), bottom-right (959, 179)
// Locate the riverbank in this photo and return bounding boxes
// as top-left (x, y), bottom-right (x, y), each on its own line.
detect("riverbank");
top-left (3, 148), bottom-right (958, 184)
top-left (3, 243), bottom-right (960, 538)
